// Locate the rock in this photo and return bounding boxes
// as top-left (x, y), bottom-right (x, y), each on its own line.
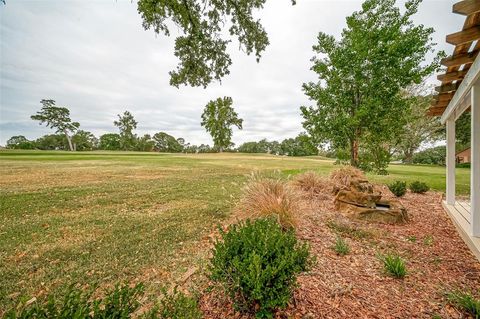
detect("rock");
top-left (334, 189), bottom-right (382, 209)
top-left (334, 182), bottom-right (408, 224)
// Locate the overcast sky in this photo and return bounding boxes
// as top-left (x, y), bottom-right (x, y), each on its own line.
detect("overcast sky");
top-left (0, 0), bottom-right (463, 146)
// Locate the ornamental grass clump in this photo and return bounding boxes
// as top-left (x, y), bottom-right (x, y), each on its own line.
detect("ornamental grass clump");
top-left (238, 177), bottom-right (301, 229)
top-left (210, 218), bottom-right (313, 318)
top-left (333, 236), bottom-right (350, 256)
top-left (293, 171), bottom-right (332, 199)
top-left (446, 290), bottom-right (480, 317)
top-left (382, 254), bottom-right (407, 279)
top-left (329, 166), bottom-right (365, 188)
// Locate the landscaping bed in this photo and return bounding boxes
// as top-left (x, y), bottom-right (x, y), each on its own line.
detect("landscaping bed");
top-left (199, 180), bottom-right (480, 318)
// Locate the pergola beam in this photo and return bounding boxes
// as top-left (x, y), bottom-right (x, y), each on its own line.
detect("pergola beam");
top-left (441, 51), bottom-right (479, 68)
top-left (438, 70), bottom-right (469, 82)
top-left (435, 82), bottom-right (460, 93)
top-left (442, 46), bottom-right (480, 124)
top-left (432, 92), bottom-right (455, 102)
top-left (453, 0), bottom-right (480, 16)
top-left (446, 26), bottom-right (480, 45)
top-left (431, 100), bottom-right (450, 108)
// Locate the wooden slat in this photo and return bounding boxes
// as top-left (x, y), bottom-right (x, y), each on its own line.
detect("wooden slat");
top-left (435, 82), bottom-right (460, 93)
top-left (447, 13), bottom-right (480, 75)
top-left (453, 0), bottom-right (480, 16)
top-left (431, 100), bottom-right (450, 108)
top-left (441, 51), bottom-right (479, 67)
top-left (432, 92), bottom-right (455, 102)
top-left (446, 26), bottom-right (480, 45)
top-left (427, 107), bottom-right (447, 116)
top-left (437, 70), bottom-right (469, 82)
top-left (456, 201), bottom-right (472, 223)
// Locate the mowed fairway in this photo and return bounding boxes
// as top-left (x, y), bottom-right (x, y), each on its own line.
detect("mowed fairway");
top-left (0, 150), bottom-right (470, 310)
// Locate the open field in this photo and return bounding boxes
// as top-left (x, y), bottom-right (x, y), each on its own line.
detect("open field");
top-left (0, 150), bottom-right (471, 312)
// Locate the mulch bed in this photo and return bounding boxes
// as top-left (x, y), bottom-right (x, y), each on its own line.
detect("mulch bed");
top-left (199, 186), bottom-right (480, 318)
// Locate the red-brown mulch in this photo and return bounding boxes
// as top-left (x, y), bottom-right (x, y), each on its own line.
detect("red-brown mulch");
top-left (199, 187), bottom-right (480, 319)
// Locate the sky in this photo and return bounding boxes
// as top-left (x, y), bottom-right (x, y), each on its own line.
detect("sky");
top-left (0, 0), bottom-right (464, 147)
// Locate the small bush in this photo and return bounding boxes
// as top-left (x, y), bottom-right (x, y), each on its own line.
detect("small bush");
top-left (409, 181), bottom-right (429, 194)
top-left (333, 236), bottom-right (350, 256)
top-left (456, 162), bottom-right (471, 168)
top-left (146, 288), bottom-right (202, 319)
top-left (423, 235), bottom-right (434, 246)
top-left (210, 218), bottom-right (313, 318)
top-left (238, 177), bottom-right (301, 229)
top-left (5, 283), bottom-right (144, 318)
top-left (446, 290), bottom-right (480, 317)
top-left (293, 171), bottom-right (331, 199)
top-left (6, 284), bottom-right (201, 319)
top-left (329, 166), bottom-right (365, 188)
top-left (382, 254), bottom-right (407, 278)
top-left (388, 181), bottom-right (407, 197)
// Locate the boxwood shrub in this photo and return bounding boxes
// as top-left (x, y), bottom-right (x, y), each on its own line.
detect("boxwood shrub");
top-left (388, 180), bottom-right (407, 197)
top-left (210, 218), bottom-right (313, 318)
top-left (409, 181), bottom-right (429, 194)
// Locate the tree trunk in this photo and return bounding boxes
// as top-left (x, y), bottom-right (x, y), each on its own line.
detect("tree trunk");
top-left (404, 150), bottom-right (413, 164)
top-left (64, 130), bottom-right (74, 151)
top-left (350, 138), bottom-right (359, 167)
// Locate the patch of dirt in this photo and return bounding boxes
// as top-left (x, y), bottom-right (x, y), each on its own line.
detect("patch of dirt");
top-left (199, 186), bottom-right (480, 318)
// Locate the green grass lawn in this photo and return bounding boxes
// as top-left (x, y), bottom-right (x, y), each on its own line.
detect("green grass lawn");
top-left (0, 150), bottom-right (470, 311)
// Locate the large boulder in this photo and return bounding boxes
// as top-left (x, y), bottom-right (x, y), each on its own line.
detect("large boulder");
top-left (334, 190), bottom-right (408, 224)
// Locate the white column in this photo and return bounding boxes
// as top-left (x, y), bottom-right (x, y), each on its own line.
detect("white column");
top-left (446, 118), bottom-right (456, 205)
top-left (471, 83), bottom-right (480, 237)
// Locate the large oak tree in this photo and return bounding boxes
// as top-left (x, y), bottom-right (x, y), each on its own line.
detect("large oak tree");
top-left (137, 0), bottom-right (295, 88)
top-left (301, 0), bottom-right (442, 169)
top-left (201, 96), bottom-right (243, 152)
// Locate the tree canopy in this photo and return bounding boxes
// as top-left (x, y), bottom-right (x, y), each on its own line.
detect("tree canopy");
top-left (300, 0), bottom-right (442, 172)
top-left (6, 136), bottom-right (35, 150)
top-left (394, 91), bottom-right (443, 163)
top-left (99, 133), bottom-right (122, 150)
top-left (114, 111), bottom-right (138, 151)
top-left (31, 99), bottom-right (80, 151)
top-left (201, 96), bottom-right (243, 151)
top-left (153, 132), bottom-right (184, 152)
top-left (137, 0), bottom-right (295, 88)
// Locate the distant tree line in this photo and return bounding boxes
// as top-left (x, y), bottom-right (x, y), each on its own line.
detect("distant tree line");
top-left (6, 130), bottom-right (320, 156)
top-left (7, 99), bottom-right (318, 156)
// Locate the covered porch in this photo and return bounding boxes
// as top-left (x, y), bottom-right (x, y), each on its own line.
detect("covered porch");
top-left (428, 0), bottom-right (480, 261)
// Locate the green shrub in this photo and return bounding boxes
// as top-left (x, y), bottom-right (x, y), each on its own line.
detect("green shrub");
top-left (210, 218), bottom-right (313, 318)
top-left (5, 284), bottom-right (201, 319)
top-left (409, 181), bottom-right (429, 194)
top-left (333, 236), bottom-right (350, 256)
top-left (456, 162), bottom-right (471, 168)
top-left (145, 288), bottom-right (202, 319)
top-left (446, 290), bottom-right (480, 317)
top-left (5, 284), bottom-right (144, 318)
top-left (388, 181), bottom-right (407, 197)
top-left (382, 254), bottom-right (407, 278)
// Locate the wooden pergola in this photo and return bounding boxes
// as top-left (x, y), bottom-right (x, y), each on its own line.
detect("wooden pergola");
top-left (428, 0), bottom-right (480, 261)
